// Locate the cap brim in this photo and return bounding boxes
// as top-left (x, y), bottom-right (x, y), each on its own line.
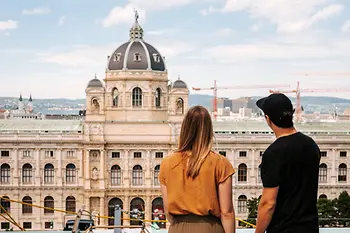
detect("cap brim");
top-left (256, 97), bottom-right (267, 111)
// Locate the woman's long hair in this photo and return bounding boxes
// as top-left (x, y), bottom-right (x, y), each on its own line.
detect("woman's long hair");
top-left (178, 105), bottom-right (214, 178)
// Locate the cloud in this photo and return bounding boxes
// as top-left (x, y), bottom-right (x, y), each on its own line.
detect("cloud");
top-left (203, 0), bottom-right (344, 33)
top-left (129, 0), bottom-right (197, 11)
top-left (0, 20), bottom-right (18, 31)
top-left (59, 16), bottom-right (66, 25)
top-left (22, 7), bottom-right (51, 15)
top-left (147, 29), bottom-right (179, 36)
top-left (341, 20), bottom-right (350, 32)
top-left (102, 4), bottom-right (146, 27)
top-left (202, 33), bottom-right (350, 63)
top-left (216, 28), bottom-right (234, 37)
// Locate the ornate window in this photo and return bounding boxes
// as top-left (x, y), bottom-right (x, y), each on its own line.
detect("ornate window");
top-left (112, 88), bottom-right (119, 107)
top-left (153, 53), bottom-right (161, 63)
top-left (238, 195), bottom-right (247, 213)
top-left (134, 52), bottom-right (141, 62)
top-left (319, 194), bottom-right (327, 199)
top-left (132, 165), bottom-right (143, 186)
top-left (0, 164), bottom-right (10, 184)
top-left (108, 198), bottom-right (123, 226)
top-left (154, 165), bottom-right (160, 186)
top-left (319, 163), bottom-right (327, 183)
top-left (155, 88), bottom-right (161, 107)
top-left (66, 196), bottom-right (76, 212)
top-left (130, 198), bottom-right (145, 225)
top-left (152, 197), bottom-right (166, 229)
top-left (238, 164), bottom-right (247, 182)
top-left (111, 165), bottom-right (121, 186)
top-left (22, 196), bottom-right (32, 214)
top-left (132, 87), bottom-right (142, 107)
top-left (0, 196), bottom-right (10, 213)
top-left (176, 98), bottom-right (184, 114)
top-left (44, 164), bottom-right (54, 184)
top-left (338, 163), bottom-right (347, 182)
top-left (44, 196), bottom-right (54, 214)
top-left (22, 164), bottom-right (32, 184)
top-left (66, 164), bottom-right (76, 184)
top-left (114, 53), bottom-right (121, 62)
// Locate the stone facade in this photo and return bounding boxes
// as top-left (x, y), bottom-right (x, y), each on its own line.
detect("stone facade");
top-left (0, 17), bottom-right (350, 231)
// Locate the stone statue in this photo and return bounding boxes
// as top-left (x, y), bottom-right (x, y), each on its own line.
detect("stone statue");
top-left (134, 9), bottom-right (139, 22)
top-left (92, 99), bottom-right (100, 111)
top-left (176, 98), bottom-right (184, 114)
top-left (92, 167), bottom-right (99, 180)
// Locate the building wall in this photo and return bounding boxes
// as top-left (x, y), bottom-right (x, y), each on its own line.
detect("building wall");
top-left (0, 131), bottom-right (350, 230)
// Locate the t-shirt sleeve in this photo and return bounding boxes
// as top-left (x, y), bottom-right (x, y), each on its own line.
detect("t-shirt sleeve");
top-left (261, 151), bottom-right (281, 188)
top-left (216, 157), bottom-right (236, 184)
top-left (158, 159), bottom-right (169, 185)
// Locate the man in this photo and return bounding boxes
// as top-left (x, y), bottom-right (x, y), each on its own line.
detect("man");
top-left (255, 93), bottom-right (321, 233)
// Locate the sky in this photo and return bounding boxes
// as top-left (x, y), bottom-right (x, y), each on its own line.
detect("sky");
top-left (0, 0), bottom-right (350, 99)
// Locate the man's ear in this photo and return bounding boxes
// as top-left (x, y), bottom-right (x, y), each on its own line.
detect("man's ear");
top-left (265, 115), bottom-right (272, 127)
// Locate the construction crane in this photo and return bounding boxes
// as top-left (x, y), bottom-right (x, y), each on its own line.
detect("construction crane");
top-left (192, 80), bottom-right (290, 120)
top-left (270, 81), bottom-right (350, 122)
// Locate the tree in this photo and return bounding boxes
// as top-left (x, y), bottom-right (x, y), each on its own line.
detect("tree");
top-left (246, 197), bottom-right (260, 227)
top-left (317, 198), bottom-right (337, 227)
top-left (336, 191), bottom-right (350, 227)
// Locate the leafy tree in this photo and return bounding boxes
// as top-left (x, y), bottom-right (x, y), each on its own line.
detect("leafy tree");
top-left (317, 198), bottom-right (337, 227)
top-left (336, 191), bottom-right (350, 227)
top-left (245, 197), bottom-right (260, 227)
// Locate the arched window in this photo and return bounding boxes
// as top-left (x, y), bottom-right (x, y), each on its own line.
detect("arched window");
top-left (176, 98), bottom-right (184, 114)
top-left (132, 87), bottom-right (142, 107)
top-left (152, 197), bottom-right (166, 229)
top-left (319, 163), bottom-right (327, 183)
top-left (132, 165), bottom-right (143, 186)
top-left (44, 164), bottom-right (54, 184)
top-left (66, 164), bottom-right (76, 184)
top-left (108, 198), bottom-right (123, 226)
top-left (155, 88), bottom-right (161, 108)
top-left (22, 196), bottom-right (32, 214)
top-left (154, 165), bottom-right (160, 186)
top-left (44, 196), bottom-right (54, 214)
top-left (111, 165), bottom-right (121, 186)
top-left (22, 163), bottom-right (32, 184)
top-left (338, 163), bottom-right (347, 182)
top-left (319, 194), bottom-right (327, 199)
top-left (91, 98), bottom-right (100, 112)
top-left (238, 195), bottom-right (247, 213)
top-left (0, 196), bottom-right (10, 213)
top-left (238, 164), bottom-right (247, 182)
top-left (112, 88), bottom-right (119, 107)
top-left (130, 198), bottom-right (145, 225)
top-left (0, 164), bottom-right (10, 183)
top-left (66, 196), bottom-right (76, 212)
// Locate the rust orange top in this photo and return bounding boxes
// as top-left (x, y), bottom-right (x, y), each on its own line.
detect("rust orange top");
top-left (158, 151), bottom-right (235, 218)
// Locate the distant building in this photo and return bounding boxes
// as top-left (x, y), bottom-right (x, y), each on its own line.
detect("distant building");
top-left (4, 94), bottom-right (43, 120)
top-left (232, 97), bottom-right (248, 113)
top-left (239, 107), bottom-right (252, 118)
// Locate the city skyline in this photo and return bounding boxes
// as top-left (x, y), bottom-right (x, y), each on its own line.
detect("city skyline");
top-left (1, 0), bottom-right (350, 98)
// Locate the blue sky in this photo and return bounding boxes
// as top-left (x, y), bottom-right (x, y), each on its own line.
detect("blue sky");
top-left (1, 0), bottom-right (350, 99)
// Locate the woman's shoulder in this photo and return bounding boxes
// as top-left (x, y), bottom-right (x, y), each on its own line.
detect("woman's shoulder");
top-left (160, 152), bottom-right (182, 165)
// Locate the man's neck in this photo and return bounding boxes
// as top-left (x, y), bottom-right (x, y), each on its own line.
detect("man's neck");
top-left (274, 127), bottom-right (298, 139)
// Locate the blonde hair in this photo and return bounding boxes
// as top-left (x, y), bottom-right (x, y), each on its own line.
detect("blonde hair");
top-left (178, 106), bottom-right (214, 178)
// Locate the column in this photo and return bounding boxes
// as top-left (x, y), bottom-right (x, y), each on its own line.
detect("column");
top-left (35, 149), bottom-right (40, 186)
top-left (145, 150), bottom-right (151, 186)
top-left (99, 197), bottom-right (105, 226)
top-left (78, 150), bottom-right (84, 185)
top-left (124, 196), bottom-right (130, 226)
top-left (100, 150), bottom-right (105, 189)
top-left (331, 149), bottom-right (336, 185)
top-left (57, 149), bottom-right (62, 186)
top-left (231, 149), bottom-right (236, 186)
top-left (123, 150), bottom-right (129, 188)
top-left (251, 149), bottom-right (256, 184)
top-left (85, 150), bottom-right (91, 189)
top-left (12, 149), bottom-right (18, 186)
top-left (145, 196), bottom-right (151, 224)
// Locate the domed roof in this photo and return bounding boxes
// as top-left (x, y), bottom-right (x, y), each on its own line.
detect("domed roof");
top-left (173, 78), bottom-right (187, 89)
top-left (87, 76), bottom-right (103, 88)
top-left (107, 11), bottom-right (166, 72)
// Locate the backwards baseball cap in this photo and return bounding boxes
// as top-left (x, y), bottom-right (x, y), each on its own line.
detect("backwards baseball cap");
top-left (256, 93), bottom-right (295, 128)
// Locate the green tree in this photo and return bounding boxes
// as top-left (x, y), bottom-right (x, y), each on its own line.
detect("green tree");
top-left (336, 191), bottom-right (350, 227)
top-left (246, 197), bottom-right (260, 227)
top-left (317, 198), bottom-right (337, 227)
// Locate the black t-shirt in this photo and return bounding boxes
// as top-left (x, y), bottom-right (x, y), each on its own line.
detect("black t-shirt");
top-left (261, 132), bottom-right (321, 233)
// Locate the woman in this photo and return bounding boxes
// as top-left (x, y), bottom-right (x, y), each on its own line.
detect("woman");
top-left (159, 106), bottom-right (236, 233)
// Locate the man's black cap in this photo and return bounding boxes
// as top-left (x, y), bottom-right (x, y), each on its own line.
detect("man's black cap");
top-left (256, 93), bottom-right (294, 128)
